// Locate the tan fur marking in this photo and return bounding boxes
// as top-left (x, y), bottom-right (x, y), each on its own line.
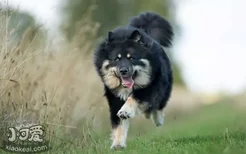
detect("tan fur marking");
top-left (117, 95), bottom-right (139, 119)
top-left (117, 96), bottom-right (150, 119)
top-left (111, 120), bottom-right (129, 149)
top-left (125, 96), bottom-right (138, 108)
top-left (138, 102), bottom-right (151, 113)
top-left (116, 87), bottom-right (132, 101)
top-left (101, 60), bottom-right (120, 89)
top-left (112, 125), bottom-right (124, 144)
top-left (133, 59), bottom-right (152, 88)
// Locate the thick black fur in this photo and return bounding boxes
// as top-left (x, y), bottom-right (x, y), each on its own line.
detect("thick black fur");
top-left (93, 12), bottom-right (173, 128)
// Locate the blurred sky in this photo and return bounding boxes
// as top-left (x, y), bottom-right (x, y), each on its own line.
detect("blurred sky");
top-left (174, 0), bottom-right (246, 94)
top-left (5, 0), bottom-right (61, 34)
top-left (4, 0), bottom-right (246, 94)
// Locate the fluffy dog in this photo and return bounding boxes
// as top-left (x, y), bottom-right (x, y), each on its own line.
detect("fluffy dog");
top-left (93, 12), bottom-right (173, 149)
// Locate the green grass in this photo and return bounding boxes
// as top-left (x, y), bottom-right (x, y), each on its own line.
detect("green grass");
top-left (1, 102), bottom-right (246, 154)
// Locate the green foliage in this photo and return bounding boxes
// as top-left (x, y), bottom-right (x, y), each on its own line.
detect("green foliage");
top-left (61, 0), bottom-right (122, 40)
top-left (61, 0), bottom-right (171, 39)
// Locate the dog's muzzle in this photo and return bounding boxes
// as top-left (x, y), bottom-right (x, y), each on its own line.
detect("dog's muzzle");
top-left (117, 66), bottom-right (136, 89)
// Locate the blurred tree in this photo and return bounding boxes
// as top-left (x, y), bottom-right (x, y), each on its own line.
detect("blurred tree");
top-left (0, 7), bottom-right (46, 46)
top-left (60, 0), bottom-right (186, 87)
top-left (61, 0), bottom-right (171, 39)
top-left (61, 0), bottom-right (122, 40)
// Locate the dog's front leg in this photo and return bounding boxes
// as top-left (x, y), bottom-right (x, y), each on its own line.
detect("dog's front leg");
top-left (117, 96), bottom-right (138, 119)
top-left (110, 119), bottom-right (129, 150)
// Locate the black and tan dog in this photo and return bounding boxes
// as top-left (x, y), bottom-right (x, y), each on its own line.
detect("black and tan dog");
top-left (93, 12), bottom-right (173, 149)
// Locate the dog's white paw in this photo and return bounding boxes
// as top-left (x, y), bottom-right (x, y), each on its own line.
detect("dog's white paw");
top-left (152, 110), bottom-right (164, 127)
top-left (117, 104), bottom-right (136, 119)
top-left (110, 144), bottom-right (126, 150)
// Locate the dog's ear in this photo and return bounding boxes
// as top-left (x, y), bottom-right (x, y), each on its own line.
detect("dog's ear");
top-left (129, 30), bottom-right (141, 42)
top-left (104, 31), bottom-right (114, 46)
top-left (129, 30), bottom-right (149, 47)
top-left (107, 31), bottom-right (114, 42)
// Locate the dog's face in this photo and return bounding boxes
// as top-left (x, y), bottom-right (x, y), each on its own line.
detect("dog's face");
top-left (99, 30), bottom-right (153, 90)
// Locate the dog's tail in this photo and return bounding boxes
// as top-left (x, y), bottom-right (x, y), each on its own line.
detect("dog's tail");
top-left (129, 12), bottom-right (173, 47)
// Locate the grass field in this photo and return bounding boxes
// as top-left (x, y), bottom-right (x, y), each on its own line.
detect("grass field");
top-left (49, 102), bottom-right (245, 154)
top-left (2, 102), bottom-right (243, 154)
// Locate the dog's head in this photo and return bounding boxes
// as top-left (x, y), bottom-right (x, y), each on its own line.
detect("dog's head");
top-left (96, 29), bottom-right (154, 90)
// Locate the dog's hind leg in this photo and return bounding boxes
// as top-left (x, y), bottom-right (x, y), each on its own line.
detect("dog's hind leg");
top-left (144, 111), bottom-right (151, 119)
top-left (151, 109), bottom-right (164, 127)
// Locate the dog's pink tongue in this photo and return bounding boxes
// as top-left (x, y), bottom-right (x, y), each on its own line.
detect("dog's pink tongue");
top-left (122, 78), bottom-right (134, 89)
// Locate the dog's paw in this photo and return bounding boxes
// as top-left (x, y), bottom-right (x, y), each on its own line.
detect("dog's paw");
top-left (144, 111), bottom-right (151, 119)
top-left (155, 117), bottom-right (164, 127)
top-left (110, 144), bottom-right (126, 150)
top-left (117, 104), bottom-right (136, 119)
top-left (152, 110), bottom-right (164, 127)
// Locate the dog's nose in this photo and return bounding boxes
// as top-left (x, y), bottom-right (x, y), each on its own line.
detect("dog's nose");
top-left (120, 68), bottom-right (128, 75)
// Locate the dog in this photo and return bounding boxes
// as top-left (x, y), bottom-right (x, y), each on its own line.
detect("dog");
top-left (93, 12), bottom-right (173, 150)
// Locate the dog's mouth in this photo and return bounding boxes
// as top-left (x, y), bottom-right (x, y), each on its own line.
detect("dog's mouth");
top-left (121, 72), bottom-right (137, 89)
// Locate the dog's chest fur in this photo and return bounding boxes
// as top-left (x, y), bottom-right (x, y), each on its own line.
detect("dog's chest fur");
top-left (114, 87), bottom-right (132, 101)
